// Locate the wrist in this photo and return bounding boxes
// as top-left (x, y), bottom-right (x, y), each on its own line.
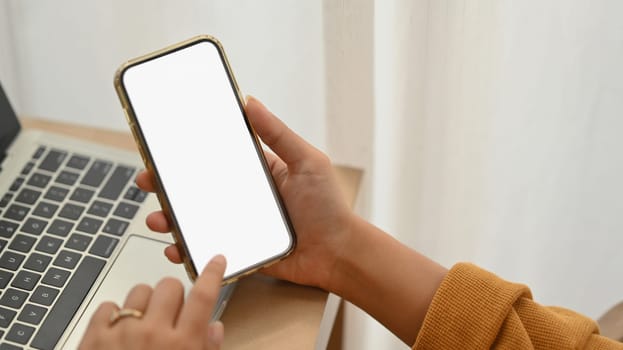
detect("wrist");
top-left (325, 214), bottom-right (378, 296)
top-left (325, 216), bottom-right (449, 345)
top-left (310, 212), bottom-right (360, 293)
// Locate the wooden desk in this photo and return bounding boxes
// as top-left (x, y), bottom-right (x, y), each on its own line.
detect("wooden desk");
top-left (22, 118), bottom-right (361, 349)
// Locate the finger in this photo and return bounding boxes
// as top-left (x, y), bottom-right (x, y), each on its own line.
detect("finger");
top-left (263, 149), bottom-right (281, 167)
top-left (146, 211), bottom-right (171, 233)
top-left (206, 321), bottom-right (225, 349)
top-left (79, 302), bottom-right (118, 347)
top-left (90, 301), bottom-right (119, 330)
top-left (246, 96), bottom-right (316, 167)
top-left (88, 301), bottom-right (119, 330)
top-left (177, 255), bottom-right (226, 332)
top-left (143, 277), bottom-right (185, 326)
top-left (122, 284), bottom-right (152, 313)
top-left (164, 245), bottom-right (183, 264)
top-left (263, 150), bottom-right (288, 185)
top-left (135, 170), bottom-right (157, 192)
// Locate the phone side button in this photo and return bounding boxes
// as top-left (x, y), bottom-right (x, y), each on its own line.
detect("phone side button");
top-left (137, 150), bottom-right (147, 164)
top-left (128, 126), bottom-right (148, 164)
top-left (123, 108), bottom-right (134, 125)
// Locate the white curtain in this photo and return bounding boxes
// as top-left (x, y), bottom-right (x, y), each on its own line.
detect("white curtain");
top-left (326, 1), bottom-right (623, 349)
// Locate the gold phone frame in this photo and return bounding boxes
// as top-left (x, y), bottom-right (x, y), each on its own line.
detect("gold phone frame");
top-left (113, 35), bottom-right (296, 284)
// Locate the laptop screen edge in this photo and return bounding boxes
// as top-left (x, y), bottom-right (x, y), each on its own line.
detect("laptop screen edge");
top-left (0, 81), bottom-right (21, 156)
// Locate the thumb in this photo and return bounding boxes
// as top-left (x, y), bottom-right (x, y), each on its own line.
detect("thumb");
top-left (245, 96), bottom-right (314, 166)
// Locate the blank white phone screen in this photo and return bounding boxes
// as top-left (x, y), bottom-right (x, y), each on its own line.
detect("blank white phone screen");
top-left (121, 40), bottom-right (293, 279)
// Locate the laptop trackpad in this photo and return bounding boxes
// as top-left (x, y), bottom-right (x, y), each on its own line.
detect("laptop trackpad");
top-left (62, 234), bottom-right (193, 348)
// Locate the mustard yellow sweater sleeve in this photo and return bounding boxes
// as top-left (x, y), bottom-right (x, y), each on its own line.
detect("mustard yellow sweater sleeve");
top-left (413, 263), bottom-right (623, 349)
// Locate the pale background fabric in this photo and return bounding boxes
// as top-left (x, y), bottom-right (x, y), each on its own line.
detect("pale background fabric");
top-left (2, 1), bottom-right (623, 349)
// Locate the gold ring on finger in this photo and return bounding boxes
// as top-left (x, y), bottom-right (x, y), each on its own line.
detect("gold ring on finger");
top-left (109, 308), bottom-right (144, 326)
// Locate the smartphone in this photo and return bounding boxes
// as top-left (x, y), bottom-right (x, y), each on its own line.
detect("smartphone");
top-left (114, 35), bottom-right (296, 283)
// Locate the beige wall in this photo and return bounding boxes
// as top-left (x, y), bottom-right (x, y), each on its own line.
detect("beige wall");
top-left (0, 2), bottom-right (19, 108)
top-left (2, 0), bottom-right (326, 150)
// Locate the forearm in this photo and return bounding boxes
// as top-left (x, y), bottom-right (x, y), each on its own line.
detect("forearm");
top-left (328, 215), bottom-right (447, 345)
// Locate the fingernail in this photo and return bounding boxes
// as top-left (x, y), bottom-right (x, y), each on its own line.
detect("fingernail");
top-left (210, 254), bottom-right (226, 266)
top-left (245, 95), bottom-right (253, 103)
top-left (207, 321), bottom-right (225, 346)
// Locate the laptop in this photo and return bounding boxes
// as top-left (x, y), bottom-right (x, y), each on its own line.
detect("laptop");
top-left (0, 82), bottom-right (235, 349)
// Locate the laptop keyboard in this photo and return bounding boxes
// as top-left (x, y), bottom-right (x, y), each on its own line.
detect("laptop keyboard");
top-left (0, 145), bottom-right (148, 349)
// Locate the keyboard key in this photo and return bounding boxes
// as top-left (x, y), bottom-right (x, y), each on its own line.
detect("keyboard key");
top-left (53, 250), bottom-right (81, 270)
top-left (65, 233), bottom-right (92, 252)
top-left (0, 306), bottom-right (17, 327)
top-left (19, 217), bottom-right (47, 235)
top-left (31, 256), bottom-right (105, 350)
top-left (124, 186), bottom-right (148, 203)
top-left (76, 216), bottom-right (102, 234)
top-left (113, 202), bottom-right (139, 219)
top-left (21, 162), bottom-right (35, 175)
top-left (29, 286), bottom-right (59, 307)
top-left (0, 342), bottom-right (21, 350)
top-left (55, 170), bottom-right (80, 186)
top-left (0, 270), bottom-right (13, 289)
top-left (89, 235), bottom-right (119, 258)
top-left (9, 177), bottom-right (24, 192)
top-left (35, 236), bottom-right (63, 255)
top-left (23, 253), bottom-right (52, 272)
top-left (99, 165), bottom-right (135, 201)
top-left (0, 193), bottom-right (12, 208)
top-left (41, 267), bottom-right (70, 288)
top-left (32, 146), bottom-right (46, 160)
top-left (0, 251), bottom-right (25, 271)
top-left (70, 187), bottom-right (94, 203)
top-left (6, 322), bottom-right (35, 344)
top-left (81, 160), bottom-right (112, 188)
top-left (46, 219), bottom-right (73, 237)
top-left (44, 186), bottom-right (69, 202)
top-left (0, 288), bottom-right (28, 309)
top-left (8, 234), bottom-right (36, 253)
top-left (32, 201), bottom-right (58, 219)
top-left (27, 173), bottom-right (51, 188)
top-left (66, 154), bottom-right (90, 170)
top-left (0, 220), bottom-right (18, 238)
top-left (3, 204), bottom-right (29, 222)
top-left (14, 188), bottom-right (41, 205)
top-left (38, 149), bottom-right (67, 173)
top-left (58, 203), bottom-right (85, 221)
top-left (17, 303), bottom-right (47, 325)
top-left (87, 200), bottom-right (112, 218)
top-left (103, 218), bottom-right (129, 236)
top-left (0, 238), bottom-right (7, 252)
top-left (10, 270), bottom-right (41, 291)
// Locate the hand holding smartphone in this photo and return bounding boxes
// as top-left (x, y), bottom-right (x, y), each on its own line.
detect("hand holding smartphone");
top-left (114, 35), bottom-right (296, 283)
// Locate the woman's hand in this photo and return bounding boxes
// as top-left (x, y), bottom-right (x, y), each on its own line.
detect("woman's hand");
top-left (79, 255), bottom-right (227, 349)
top-left (135, 96), bottom-right (355, 291)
